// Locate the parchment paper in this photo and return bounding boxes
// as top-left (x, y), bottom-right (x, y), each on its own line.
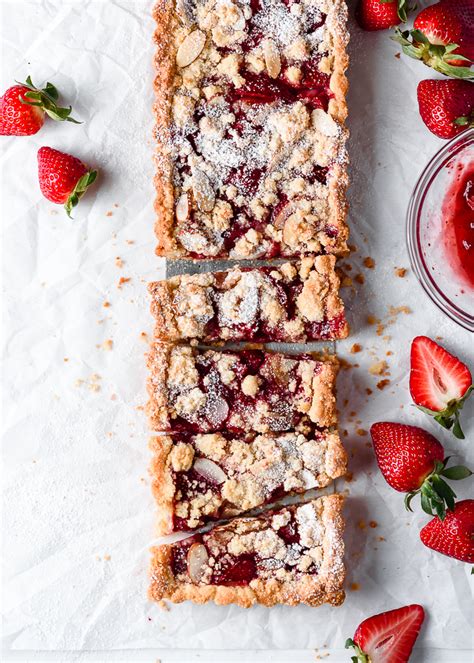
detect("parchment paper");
top-left (2, 0), bottom-right (473, 658)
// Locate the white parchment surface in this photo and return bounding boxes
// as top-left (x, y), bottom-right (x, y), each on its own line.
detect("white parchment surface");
top-left (1, 0), bottom-right (473, 659)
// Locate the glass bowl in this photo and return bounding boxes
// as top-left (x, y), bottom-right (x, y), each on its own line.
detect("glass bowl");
top-left (406, 128), bottom-right (474, 333)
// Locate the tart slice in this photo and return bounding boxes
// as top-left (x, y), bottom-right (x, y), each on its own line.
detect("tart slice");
top-left (153, 0), bottom-right (349, 260)
top-left (150, 429), bottom-right (347, 534)
top-left (149, 494), bottom-right (345, 607)
top-left (147, 344), bottom-right (338, 433)
top-left (149, 255), bottom-right (348, 343)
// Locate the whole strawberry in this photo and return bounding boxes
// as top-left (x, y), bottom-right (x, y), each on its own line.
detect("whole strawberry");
top-left (346, 604), bottom-right (425, 663)
top-left (393, 1), bottom-right (474, 79)
top-left (370, 422), bottom-right (472, 519)
top-left (356, 0), bottom-right (412, 31)
top-left (0, 76), bottom-right (79, 136)
top-left (420, 499), bottom-right (474, 563)
top-left (417, 79), bottom-right (474, 139)
top-left (410, 336), bottom-right (473, 439)
top-left (37, 147), bottom-right (97, 217)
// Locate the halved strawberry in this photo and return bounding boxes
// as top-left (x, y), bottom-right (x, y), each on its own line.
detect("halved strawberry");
top-left (410, 336), bottom-right (473, 439)
top-left (370, 422), bottom-right (472, 519)
top-left (420, 499), bottom-right (474, 564)
top-left (346, 604), bottom-right (425, 663)
top-left (393, 1), bottom-right (474, 79)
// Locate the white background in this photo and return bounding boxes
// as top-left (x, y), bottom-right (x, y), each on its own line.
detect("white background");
top-left (1, 0), bottom-right (473, 661)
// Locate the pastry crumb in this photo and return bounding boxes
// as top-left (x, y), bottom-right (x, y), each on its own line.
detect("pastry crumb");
top-left (102, 339), bottom-right (113, 351)
top-left (395, 267), bottom-right (407, 278)
top-left (115, 256), bottom-right (124, 268)
top-left (377, 379), bottom-right (390, 390)
top-left (350, 343), bottom-right (362, 354)
top-left (356, 428), bottom-right (367, 437)
top-left (106, 211), bottom-right (113, 217)
top-left (117, 277), bottom-right (131, 288)
top-left (363, 257), bottom-right (375, 269)
top-left (354, 273), bottom-right (365, 285)
top-left (103, 301), bottom-right (111, 308)
top-left (369, 360), bottom-right (388, 376)
top-left (369, 521), bottom-right (378, 528)
top-left (350, 582), bottom-right (360, 591)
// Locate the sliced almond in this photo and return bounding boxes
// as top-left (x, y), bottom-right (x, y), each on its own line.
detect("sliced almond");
top-left (263, 39), bottom-right (281, 79)
top-left (176, 29), bottom-right (206, 68)
top-left (193, 458), bottom-right (227, 484)
top-left (192, 168), bottom-right (215, 212)
top-left (205, 395), bottom-right (229, 427)
top-left (312, 109), bottom-right (339, 137)
top-left (176, 193), bottom-right (189, 221)
top-left (187, 543), bottom-right (209, 583)
top-left (273, 200), bottom-right (296, 229)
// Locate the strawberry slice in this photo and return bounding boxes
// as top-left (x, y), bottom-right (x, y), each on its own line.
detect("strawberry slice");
top-left (346, 604), bottom-right (425, 663)
top-left (420, 499), bottom-right (474, 564)
top-left (370, 422), bottom-right (472, 519)
top-left (392, 2), bottom-right (474, 79)
top-left (410, 336), bottom-right (473, 439)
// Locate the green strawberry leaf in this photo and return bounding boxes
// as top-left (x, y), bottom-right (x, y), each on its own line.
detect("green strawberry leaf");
top-left (441, 466), bottom-right (473, 481)
top-left (64, 170), bottom-right (98, 218)
top-left (16, 76), bottom-right (82, 124)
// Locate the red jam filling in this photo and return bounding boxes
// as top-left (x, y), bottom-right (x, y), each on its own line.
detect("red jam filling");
top-left (441, 161), bottom-right (474, 290)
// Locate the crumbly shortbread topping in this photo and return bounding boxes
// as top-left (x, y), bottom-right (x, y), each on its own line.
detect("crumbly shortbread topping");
top-left (154, 0), bottom-right (349, 258)
top-left (147, 344), bottom-right (338, 432)
top-left (149, 255), bottom-right (348, 342)
top-left (154, 430), bottom-right (346, 530)
top-left (158, 496), bottom-right (345, 589)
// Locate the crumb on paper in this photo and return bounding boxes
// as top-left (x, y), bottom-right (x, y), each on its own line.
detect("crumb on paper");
top-left (363, 257), bottom-right (375, 269)
top-left (104, 554), bottom-right (111, 561)
top-left (356, 428), bottom-right (367, 437)
top-left (369, 360), bottom-right (389, 376)
top-left (64, 358), bottom-right (69, 362)
top-left (365, 387), bottom-right (373, 395)
top-left (355, 273), bottom-right (365, 285)
top-left (395, 267), bottom-right (407, 278)
top-left (158, 600), bottom-right (170, 612)
top-left (345, 471), bottom-right (353, 482)
top-left (140, 331), bottom-right (149, 342)
top-left (117, 277), bottom-right (131, 289)
top-left (389, 305), bottom-right (411, 317)
top-left (115, 256), bottom-right (124, 268)
top-left (76, 374), bottom-right (102, 392)
top-left (377, 379), bottom-right (391, 390)
top-left (102, 339), bottom-right (113, 351)
top-left (350, 582), bottom-right (360, 591)
top-left (369, 521), bottom-right (378, 528)
top-left (126, 239), bottom-right (135, 245)
top-left (367, 314), bottom-right (379, 325)
top-left (106, 211), bottom-right (113, 217)
top-left (350, 343), bottom-right (362, 354)
top-left (103, 301), bottom-right (111, 308)
top-left (357, 520), bottom-right (366, 530)
top-left (348, 243), bottom-right (357, 252)
top-left (110, 393), bottom-right (117, 401)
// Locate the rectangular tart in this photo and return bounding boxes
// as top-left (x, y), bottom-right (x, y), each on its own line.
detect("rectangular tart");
top-left (150, 430), bottom-right (347, 534)
top-left (147, 343), bottom-right (338, 433)
top-left (152, 0), bottom-right (349, 260)
top-left (149, 255), bottom-right (348, 343)
top-left (149, 494), bottom-right (345, 607)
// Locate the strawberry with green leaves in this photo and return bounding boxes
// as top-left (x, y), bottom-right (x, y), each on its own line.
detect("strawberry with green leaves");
top-left (370, 422), bottom-right (472, 520)
top-left (410, 336), bottom-right (473, 439)
top-left (393, 1), bottom-right (474, 79)
top-left (420, 499), bottom-right (474, 564)
top-left (0, 76), bottom-right (79, 136)
top-left (356, 0), bottom-right (412, 31)
top-left (37, 147), bottom-right (97, 217)
top-left (417, 79), bottom-right (474, 139)
top-left (346, 604), bottom-right (425, 663)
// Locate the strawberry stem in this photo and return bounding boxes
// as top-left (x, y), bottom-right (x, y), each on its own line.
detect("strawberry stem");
top-left (345, 638), bottom-right (369, 663)
top-left (65, 170), bottom-right (98, 218)
top-left (392, 29), bottom-right (474, 80)
top-left (404, 458), bottom-right (472, 520)
top-left (16, 76), bottom-right (81, 124)
top-left (416, 385), bottom-right (473, 440)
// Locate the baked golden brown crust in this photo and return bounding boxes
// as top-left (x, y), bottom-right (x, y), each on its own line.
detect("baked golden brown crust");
top-left (148, 255), bottom-right (349, 343)
top-left (149, 430), bottom-right (347, 534)
top-left (149, 494), bottom-right (345, 607)
top-left (152, 0), bottom-right (350, 260)
top-left (146, 343), bottom-right (339, 433)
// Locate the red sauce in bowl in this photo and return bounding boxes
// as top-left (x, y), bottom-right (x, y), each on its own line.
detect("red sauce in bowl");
top-left (442, 161), bottom-right (474, 290)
